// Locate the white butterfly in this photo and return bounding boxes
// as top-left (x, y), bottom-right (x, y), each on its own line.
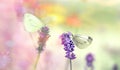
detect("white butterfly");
top-left (23, 13), bottom-right (46, 48)
top-left (24, 13), bottom-right (44, 32)
top-left (72, 34), bottom-right (93, 49)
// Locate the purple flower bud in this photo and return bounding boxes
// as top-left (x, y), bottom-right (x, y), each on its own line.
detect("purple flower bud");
top-left (65, 52), bottom-right (76, 59)
top-left (41, 26), bottom-right (49, 34)
top-left (113, 64), bottom-right (118, 70)
top-left (61, 32), bottom-right (76, 60)
top-left (86, 53), bottom-right (94, 67)
top-left (37, 26), bottom-right (50, 53)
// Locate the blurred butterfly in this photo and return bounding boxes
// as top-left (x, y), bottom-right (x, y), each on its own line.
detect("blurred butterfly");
top-left (23, 13), bottom-right (46, 48)
top-left (72, 34), bottom-right (93, 49)
top-left (24, 13), bottom-right (44, 32)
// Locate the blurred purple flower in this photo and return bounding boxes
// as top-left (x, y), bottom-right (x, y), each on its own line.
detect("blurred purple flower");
top-left (0, 53), bottom-right (11, 69)
top-left (113, 64), bottom-right (118, 70)
top-left (86, 53), bottom-right (94, 67)
top-left (14, 2), bottom-right (25, 21)
top-left (37, 26), bottom-right (50, 53)
top-left (41, 26), bottom-right (49, 35)
top-left (61, 32), bottom-right (76, 60)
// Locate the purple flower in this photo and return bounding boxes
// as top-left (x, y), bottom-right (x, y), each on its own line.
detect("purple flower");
top-left (61, 32), bottom-right (76, 60)
top-left (37, 26), bottom-right (50, 53)
top-left (86, 53), bottom-right (94, 67)
top-left (41, 26), bottom-right (49, 35)
top-left (113, 64), bottom-right (118, 70)
top-left (14, 2), bottom-right (25, 21)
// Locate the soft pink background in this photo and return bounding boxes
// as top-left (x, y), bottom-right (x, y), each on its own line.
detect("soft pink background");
top-left (0, 0), bottom-right (66, 70)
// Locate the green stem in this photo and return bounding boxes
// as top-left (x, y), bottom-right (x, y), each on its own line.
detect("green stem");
top-left (65, 59), bottom-right (69, 70)
top-left (70, 59), bottom-right (72, 70)
top-left (34, 53), bottom-right (40, 70)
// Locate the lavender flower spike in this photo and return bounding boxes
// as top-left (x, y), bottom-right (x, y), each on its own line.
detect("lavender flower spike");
top-left (34, 26), bottom-right (50, 70)
top-left (61, 32), bottom-right (76, 60)
top-left (37, 26), bottom-right (50, 53)
top-left (86, 53), bottom-right (94, 67)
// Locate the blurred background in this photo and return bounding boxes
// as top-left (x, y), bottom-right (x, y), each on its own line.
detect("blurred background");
top-left (0, 0), bottom-right (120, 70)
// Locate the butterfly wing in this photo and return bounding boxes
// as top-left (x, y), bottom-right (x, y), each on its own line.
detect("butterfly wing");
top-left (24, 13), bottom-right (44, 32)
top-left (72, 35), bottom-right (92, 49)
